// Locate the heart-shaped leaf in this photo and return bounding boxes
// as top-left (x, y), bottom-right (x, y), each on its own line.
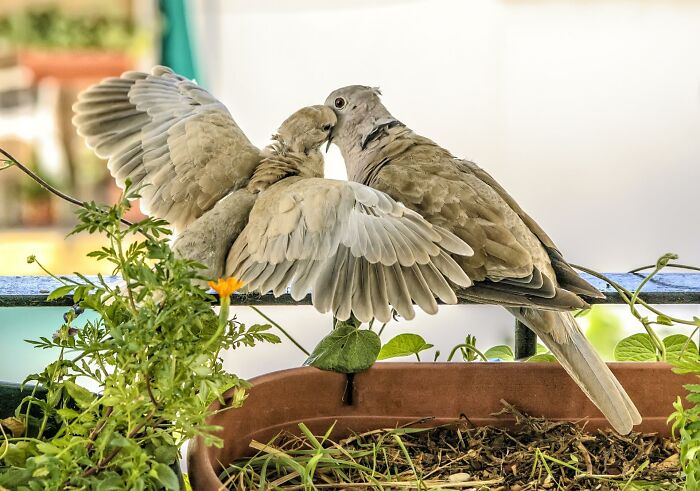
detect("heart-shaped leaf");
top-left (526, 353), bottom-right (557, 363)
top-left (664, 334), bottom-right (699, 362)
top-left (483, 345), bottom-right (514, 361)
top-left (378, 334), bottom-right (433, 361)
top-left (614, 333), bottom-right (657, 361)
top-left (305, 323), bottom-right (381, 373)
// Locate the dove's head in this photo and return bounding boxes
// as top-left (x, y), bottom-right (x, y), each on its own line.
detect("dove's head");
top-left (274, 105), bottom-right (336, 154)
top-left (324, 85), bottom-right (398, 156)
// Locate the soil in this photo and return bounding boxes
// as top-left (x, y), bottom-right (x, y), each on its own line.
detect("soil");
top-left (222, 402), bottom-right (682, 490)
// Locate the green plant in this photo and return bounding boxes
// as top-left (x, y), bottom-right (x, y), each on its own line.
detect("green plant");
top-left (670, 356), bottom-right (700, 489)
top-left (580, 253), bottom-right (700, 488)
top-left (0, 183), bottom-right (278, 490)
top-left (0, 7), bottom-right (143, 52)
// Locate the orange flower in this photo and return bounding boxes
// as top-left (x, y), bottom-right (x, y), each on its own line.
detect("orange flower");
top-left (208, 277), bottom-right (245, 298)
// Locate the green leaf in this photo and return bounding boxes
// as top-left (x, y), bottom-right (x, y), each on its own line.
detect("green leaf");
top-left (151, 463), bottom-right (179, 491)
top-left (526, 353), bottom-right (558, 363)
top-left (46, 285), bottom-right (75, 301)
top-left (536, 344), bottom-right (548, 355)
top-left (154, 444), bottom-right (178, 465)
top-left (664, 334), bottom-right (699, 362)
top-left (63, 380), bottom-right (94, 409)
top-left (656, 314), bottom-right (674, 326)
top-left (305, 323), bottom-right (381, 373)
top-left (377, 334), bottom-right (433, 360)
top-left (614, 333), bottom-right (657, 361)
top-left (96, 475), bottom-right (125, 491)
top-left (35, 442), bottom-right (59, 455)
top-left (483, 345), bottom-right (514, 361)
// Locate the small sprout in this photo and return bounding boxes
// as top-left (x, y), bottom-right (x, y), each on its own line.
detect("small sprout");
top-left (27, 255), bottom-right (36, 264)
top-left (656, 252), bottom-right (679, 268)
top-left (231, 386), bottom-right (248, 408)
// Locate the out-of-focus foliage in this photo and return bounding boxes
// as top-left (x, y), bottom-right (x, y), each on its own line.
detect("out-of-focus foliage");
top-left (583, 306), bottom-right (625, 361)
top-left (0, 7), bottom-right (139, 51)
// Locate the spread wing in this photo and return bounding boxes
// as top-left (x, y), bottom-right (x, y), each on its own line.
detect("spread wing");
top-left (225, 178), bottom-right (474, 323)
top-left (73, 65), bottom-right (261, 232)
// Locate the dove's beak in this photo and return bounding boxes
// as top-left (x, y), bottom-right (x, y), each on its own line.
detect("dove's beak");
top-left (325, 127), bottom-right (335, 153)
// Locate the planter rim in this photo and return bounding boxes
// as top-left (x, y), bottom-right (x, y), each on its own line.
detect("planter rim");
top-left (244, 361), bottom-right (676, 384)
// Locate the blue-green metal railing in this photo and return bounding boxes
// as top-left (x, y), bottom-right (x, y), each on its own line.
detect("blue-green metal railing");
top-left (2, 273), bottom-right (699, 359)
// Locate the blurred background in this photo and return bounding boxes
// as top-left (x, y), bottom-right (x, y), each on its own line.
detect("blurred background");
top-left (1, 0), bottom-right (699, 381)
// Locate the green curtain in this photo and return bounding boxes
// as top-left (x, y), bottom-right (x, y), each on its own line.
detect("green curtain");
top-left (159, 0), bottom-right (199, 81)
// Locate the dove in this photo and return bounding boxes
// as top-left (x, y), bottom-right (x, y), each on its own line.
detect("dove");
top-left (72, 67), bottom-right (475, 322)
top-left (324, 86), bottom-right (642, 434)
top-left (224, 105), bottom-right (474, 323)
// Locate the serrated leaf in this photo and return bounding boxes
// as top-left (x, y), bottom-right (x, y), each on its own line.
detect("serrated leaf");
top-left (664, 334), bottom-right (699, 362)
top-left (527, 353), bottom-right (558, 363)
top-left (483, 345), bottom-right (514, 361)
top-left (154, 444), bottom-right (178, 465)
top-left (35, 442), bottom-right (59, 455)
top-left (614, 333), bottom-right (657, 361)
top-left (151, 463), bottom-right (179, 491)
top-left (63, 380), bottom-right (94, 409)
top-left (56, 408), bottom-right (80, 421)
top-left (96, 475), bottom-right (125, 491)
top-left (110, 434), bottom-right (131, 448)
top-left (305, 324), bottom-right (381, 373)
top-left (31, 467), bottom-right (49, 478)
top-left (46, 285), bottom-right (75, 301)
top-left (377, 334), bottom-right (433, 360)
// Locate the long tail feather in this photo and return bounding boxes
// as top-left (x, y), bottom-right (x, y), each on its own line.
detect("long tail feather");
top-left (509, 307), bottom-right (642, 434)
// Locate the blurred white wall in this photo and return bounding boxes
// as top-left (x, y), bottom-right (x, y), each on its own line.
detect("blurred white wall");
top-left (189, 0), bottom-right (700, 378)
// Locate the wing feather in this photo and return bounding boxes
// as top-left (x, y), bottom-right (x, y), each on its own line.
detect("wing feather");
top-left (73, 65), bottom-right (261, 232)
top-left (225, 178), bottom-right (475, 321)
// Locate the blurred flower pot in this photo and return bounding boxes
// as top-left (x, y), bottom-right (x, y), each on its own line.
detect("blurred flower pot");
top-left (20, 197), bottom-right (54, 227)
top-left (188, 362), bottom-right (692, 490)
top-left (18, 49), bottom-right (131, 82)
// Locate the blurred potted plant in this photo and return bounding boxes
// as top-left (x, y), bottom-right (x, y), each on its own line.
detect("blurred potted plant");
top-left (0, 7), bottom-right (144, 80)
top-left (19, 173), bottom-right (55, 227)
top-left (0, 183), bottom-right (279, 489)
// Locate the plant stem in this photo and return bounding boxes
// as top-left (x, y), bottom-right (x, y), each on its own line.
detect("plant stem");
top-left (628, 263), bottom-right (700, 274)
top-left (203, 297), bottom-right (230, 351)
top-left (249, 306), bottom-right (310, 356)
top-left (85, 406), bottom-right (114, 451)
top-left (0, 147), bottom-right (134, 227)
top-left (571, 264), bottom-right (667, 358)
top-left (446, 343), bottom-right (487, 362)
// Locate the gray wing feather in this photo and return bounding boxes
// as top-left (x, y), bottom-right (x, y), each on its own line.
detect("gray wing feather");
top-left (226, 178), bottom-right (476, 322)
top-left (73, 66), bottom-right (261, 232)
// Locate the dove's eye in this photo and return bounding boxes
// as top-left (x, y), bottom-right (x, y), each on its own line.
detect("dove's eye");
top-left (322, 124), bottom-right (332, 131)
top-left (334, 97), bottom-right (346, 109)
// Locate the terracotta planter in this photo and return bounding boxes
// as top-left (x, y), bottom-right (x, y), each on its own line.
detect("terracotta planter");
top-left (188, 362), bottom-right (694, 490)
top-left (18, 49), bottom-right (132, 82)
top-left (21, 198), bottom-right (54, 227)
